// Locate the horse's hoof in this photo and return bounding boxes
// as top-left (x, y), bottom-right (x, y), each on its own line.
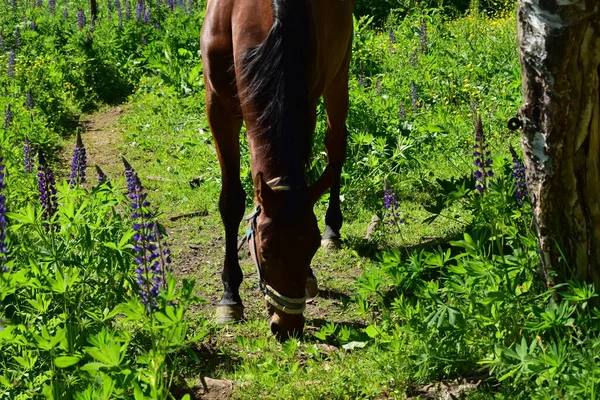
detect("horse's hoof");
top-left (215, 305), bottom-right (244, 325)
top-left (306, 277), bottom-right (319, 299)
top-left (321, 237), bottom-right (341, 250)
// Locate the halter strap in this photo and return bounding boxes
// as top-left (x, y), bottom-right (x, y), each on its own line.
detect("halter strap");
top-left (266, 177), bottom-right (293, 192)
top-left (244, 193), bottom-right (308, 314)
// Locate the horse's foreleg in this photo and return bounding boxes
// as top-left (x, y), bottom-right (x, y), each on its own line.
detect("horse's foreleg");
top-left (321, 69), bottom-right (349, 250)
top-left (206, 89), bottom-right (246, 323)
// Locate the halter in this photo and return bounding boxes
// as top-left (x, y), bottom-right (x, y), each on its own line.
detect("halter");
top-left (244, 181), bottom-right (308, 315)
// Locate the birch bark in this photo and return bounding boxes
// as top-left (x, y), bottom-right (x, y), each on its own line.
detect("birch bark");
top-left (517, 0), bottom-right (600, 287)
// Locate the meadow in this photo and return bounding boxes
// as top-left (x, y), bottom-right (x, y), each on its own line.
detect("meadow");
top-left (1, 0), bottom-right (599, 399)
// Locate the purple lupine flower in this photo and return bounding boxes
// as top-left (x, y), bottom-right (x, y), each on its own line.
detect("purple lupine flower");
top-left (123, 157), bottom-right (168, 310)
top-left (0, 158), bottom-right (7, 273)
top-left (473, 116), bottom-right (493, 193)
top-left (411, 81), bottom-right (419, 109)
top-left (4, 105), bottom-right (13, 130)
top-left (26, 90), bottom-right (34, 110)
top-left (144, 5), bottom-right (151, 24)
top-left (95, 164), bottom-right (111, 187)
top-left (63, 6), bottom-right (69, 19)
top-left (167, 0), bottom-right (174, 11)
top-left (419, 21), bottom-right (427, 55)
top-left (30, 20), bottom-right (36, 31)
top-left (153, 20), bottom-right (160, 29)
top-left (388, 27), bottom-right (396, 44)
top-left (77, 9), bottom-right (86, 30)
top-left (115, 0), bottom-right (123, 25)
top-left (187, 0), bottom-right (193, 14)
top-left (0, 34), bottom-right (5, 52)
top-left (49, 0), bottom-right (56, 15)
top-left (136, 0), bottom-right (144, 22)
top-left (69, 132), bottom-right (87, 187)
top-left (509, 145), bottom-right (528, 206)
top-left (24, 137), bottom-right (34, 173)
top-left (125, 0), bottom-right (131, 21)
top-left (384, 180), bottom-right (398, 210)
top-left (398, 104), bottom-right (406, 120)
top-left (38, 150), bottom-right (58, 222)
top-left (37, 0), bottom-right (43, 7)
top-left (14, 28), bottom-right (20, 50)
top-left (8, 51), bottom-right (15, 78)
top-left (383, 180), bottom-right (405, 226)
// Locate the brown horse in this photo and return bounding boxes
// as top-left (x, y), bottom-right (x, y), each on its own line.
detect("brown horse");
top-left (201, 0), bottom-right (354, 340)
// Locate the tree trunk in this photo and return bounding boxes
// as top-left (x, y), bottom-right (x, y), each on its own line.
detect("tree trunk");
top-left (517, 0), bottom-right (600, 288)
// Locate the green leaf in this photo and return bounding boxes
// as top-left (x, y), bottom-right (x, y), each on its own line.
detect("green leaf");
top-left (364, 324), bottom-right (380, 339)
top-left (14, 351), bottom-right (38, 370)
top-left (6, 204), bottom-right (37, 225)
top-left (55, 355), bottom-right (81, 368)
top-left (80, 362), bottom-right (110, 371)
top-left (154, 311), bottom-right (175, 326)
top-left (342, 341), bottom-right (367, 351)
top-left (133, 383), bottom-right (148, 400)
top-left (109, 300), bottom-right (145, 321)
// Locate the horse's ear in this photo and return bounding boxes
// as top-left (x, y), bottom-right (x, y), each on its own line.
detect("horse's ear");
top-left (255, 172), bottom-right (277, 209)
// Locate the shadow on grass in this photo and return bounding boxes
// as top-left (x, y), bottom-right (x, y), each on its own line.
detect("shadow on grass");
top-left (170, 338), bottom-right (242, 398)
top-left (316, 288), bottom-right (351, 303)
top-left (305, 317), bottom-right (368, 332)
top-left (344, 224), bottom-right (468, 261)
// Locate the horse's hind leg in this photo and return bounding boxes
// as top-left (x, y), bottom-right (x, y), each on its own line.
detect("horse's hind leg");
top-left (321, 65), bottom-right (350, 250)
top-left (205, 87), bottom-right (246, 324)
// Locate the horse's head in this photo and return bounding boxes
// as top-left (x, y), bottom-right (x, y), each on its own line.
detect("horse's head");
top-left (249, 173), bottom-right (323, 340)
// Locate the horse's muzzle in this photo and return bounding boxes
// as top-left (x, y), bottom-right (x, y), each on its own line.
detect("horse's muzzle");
top-left (269, 310), bottom-right (304, 341)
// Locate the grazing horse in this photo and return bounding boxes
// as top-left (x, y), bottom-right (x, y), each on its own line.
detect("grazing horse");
top-left (201, 0), bottom-right (354, 339)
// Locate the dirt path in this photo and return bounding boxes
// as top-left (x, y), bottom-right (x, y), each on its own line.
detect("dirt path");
top-left (78, 106), bottom-right (128, 178)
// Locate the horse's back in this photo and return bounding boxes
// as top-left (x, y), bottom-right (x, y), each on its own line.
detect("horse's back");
top-left (201, 0), bottom-right (354, 98)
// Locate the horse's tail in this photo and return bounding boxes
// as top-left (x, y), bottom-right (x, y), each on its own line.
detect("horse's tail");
top-left (241, 0), bottom-right (315, 179)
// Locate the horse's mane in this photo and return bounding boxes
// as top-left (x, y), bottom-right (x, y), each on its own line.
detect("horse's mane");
top-left (241, 0), bottom-right (314, 186)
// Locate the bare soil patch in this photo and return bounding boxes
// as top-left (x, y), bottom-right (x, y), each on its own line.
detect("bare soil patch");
top-left (79, 106), bottom-right (128, 177)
